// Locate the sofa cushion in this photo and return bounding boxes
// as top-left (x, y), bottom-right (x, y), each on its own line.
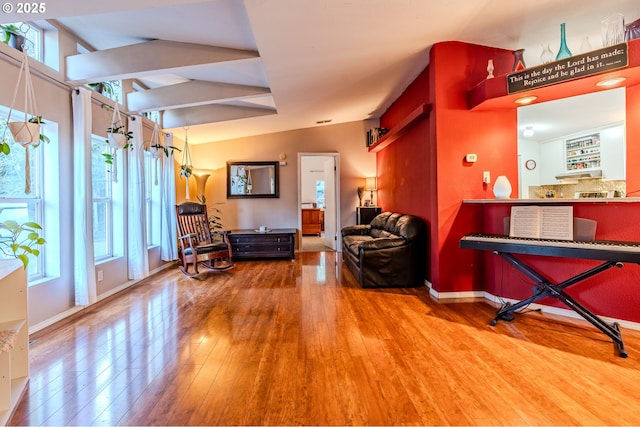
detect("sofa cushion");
top-left (370, 211), bottom-right (422, 240)
top-left (343, 235), bottom-right (374, 257)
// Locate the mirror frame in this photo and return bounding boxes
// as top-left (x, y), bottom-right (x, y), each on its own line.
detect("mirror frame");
top-left (226, 161), bottom-right (280, 199)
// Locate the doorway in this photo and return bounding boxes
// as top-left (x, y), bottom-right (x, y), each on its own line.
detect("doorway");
top-left (298, 153), bottom-right (340, 252)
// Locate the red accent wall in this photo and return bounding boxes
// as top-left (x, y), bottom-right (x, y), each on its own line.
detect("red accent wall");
top-left (376, 40), bottom-right (640, 323)
top-left (378, 41), bottom-right (517, 291)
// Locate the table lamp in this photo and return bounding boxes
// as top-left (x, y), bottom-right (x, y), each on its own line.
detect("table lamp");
top-left (365, 177), bottom-right (377, 205)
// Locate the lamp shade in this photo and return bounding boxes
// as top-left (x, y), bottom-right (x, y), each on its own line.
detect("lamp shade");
top-left (194, 173), bottom-right (211, 197)
top-left (365, 177), bottom-right (377, 190)
top-left (493, 175), bottom-right (512, 199)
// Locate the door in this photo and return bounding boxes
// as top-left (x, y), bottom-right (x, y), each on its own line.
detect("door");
top-left (298, 153), bottom-right (341, 252)
top-left (323, 156), bottom-right (337, 250)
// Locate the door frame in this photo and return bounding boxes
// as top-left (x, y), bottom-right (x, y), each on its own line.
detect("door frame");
top-left (297, 152), bottom-right (341, 251)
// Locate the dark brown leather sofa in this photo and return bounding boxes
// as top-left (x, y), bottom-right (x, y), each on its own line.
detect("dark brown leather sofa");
top-left (341, 211), bottom-right (427, 288)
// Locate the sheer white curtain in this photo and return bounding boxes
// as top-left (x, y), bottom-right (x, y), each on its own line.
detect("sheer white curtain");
top-left (72, 87), bottom-right (97, 306)
top-left (127, 115), bottom-right (149, 279)
top-left (160, 132), bottom-right (178, 261)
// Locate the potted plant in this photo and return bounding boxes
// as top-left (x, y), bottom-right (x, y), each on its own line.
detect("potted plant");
top-left (1, 24), bottom-right (25, 51)
top-left (0, 220), bottom-right (46, 269)
top-left (180, 164), bottom-right (192, 178)
top-left (148, 142), bottom-right (181, 158)
top-left (87, 82), bottom-right (114, 97)
top-left (106, 123), bottom-right (133, 149)
top-left (12, 116), bottom-right (49, 146)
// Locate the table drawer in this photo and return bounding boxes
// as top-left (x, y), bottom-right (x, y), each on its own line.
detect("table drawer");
top-left (229, 234), bottom-right (292, 245)
top-left (228, 229), bottom-right (295, 259)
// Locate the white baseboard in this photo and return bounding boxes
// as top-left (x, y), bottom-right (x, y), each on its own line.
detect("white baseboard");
top-left (29, 306), bottom-right (85, 334)
top-left (29, 262), bottom-right (175, 335)
top-left (430, 282), bottom-right (640, 332)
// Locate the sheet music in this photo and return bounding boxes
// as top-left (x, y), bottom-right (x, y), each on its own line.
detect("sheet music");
top-left (510, 206), bottom-right (573, 240)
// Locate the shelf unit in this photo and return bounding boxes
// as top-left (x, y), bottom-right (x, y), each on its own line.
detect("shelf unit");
top-left (565, 133), bottom-right (601, 171)
top-left (368, 103), bottom-right (431, 153)
top-left (468, 38), bottom-right (640, 111)
top-left (0, 260), bottom-right (28, 426)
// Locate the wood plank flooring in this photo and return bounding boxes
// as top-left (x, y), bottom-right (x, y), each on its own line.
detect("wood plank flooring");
top-left (9, 251), bottom-right (640, 425)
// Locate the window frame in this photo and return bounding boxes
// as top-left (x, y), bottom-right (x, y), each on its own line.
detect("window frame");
top-left (91, 135), bottom-right (114, 261)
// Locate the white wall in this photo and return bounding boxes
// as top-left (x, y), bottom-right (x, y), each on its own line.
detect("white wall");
top-left (179, 120), bottom-right (377, 231)
top-left (300, 156), bottom-right (326, 205)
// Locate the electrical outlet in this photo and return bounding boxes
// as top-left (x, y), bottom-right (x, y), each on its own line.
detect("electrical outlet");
top-left (97, 270), bottom-right (104, 282)
top-left (483, 171), bottom-right (491, 184)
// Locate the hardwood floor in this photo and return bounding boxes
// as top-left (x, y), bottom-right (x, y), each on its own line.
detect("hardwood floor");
top-left (9, 251), bottom-right (640, 426)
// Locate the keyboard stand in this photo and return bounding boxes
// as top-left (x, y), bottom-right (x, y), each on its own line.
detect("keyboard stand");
top-left (492, 251), bottom-right (628, 358)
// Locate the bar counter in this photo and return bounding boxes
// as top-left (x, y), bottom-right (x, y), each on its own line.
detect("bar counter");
top-left (463, 197), bottom-right (640, 204)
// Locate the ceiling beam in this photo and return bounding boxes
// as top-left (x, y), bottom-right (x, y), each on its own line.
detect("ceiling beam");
top-left (127, 80), bottom-right (271, 112)
top-left (163, 104), bottom-right (277, 128)
top-left (65, 39), bottom-right (260, 84)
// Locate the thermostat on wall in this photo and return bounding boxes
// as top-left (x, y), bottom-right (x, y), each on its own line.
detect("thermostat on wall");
top-left (465, 153), bottom-right (477, 163)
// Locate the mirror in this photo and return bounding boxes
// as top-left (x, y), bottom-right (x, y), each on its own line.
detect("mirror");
top-left (518, 88), bottom-right (626, 198)
top-left (227, 161), bottom-right (279, 198)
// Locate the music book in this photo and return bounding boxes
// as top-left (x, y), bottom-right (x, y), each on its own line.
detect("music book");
top-left (509, 205), bottom-right (574, 240)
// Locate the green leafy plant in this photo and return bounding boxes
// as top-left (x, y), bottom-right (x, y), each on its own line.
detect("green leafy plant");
top-left (0, 220), bottom-right (46, 268)
top-left (149, 143), bottom-right (181, 157)
top-left (103, 124), bottom-right (134, 169)
top-left (0, 139), bottom-right (9, 155)
top-left (1, 24), bottom-right (21, 44)
top-left (87, 82), bottom-right (114, 97)
top-left (180, 164), bottom-right (193, 178)
top-left (196, 195), bottom-right (224, 234)
top-left (106, 124), bottom-right (133, 147)
top-left (27, 116), bottom-right (50, 145)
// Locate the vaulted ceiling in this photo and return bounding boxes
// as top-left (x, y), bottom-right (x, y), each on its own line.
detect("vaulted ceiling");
top-left (2, 0), bottom-right (639, 143)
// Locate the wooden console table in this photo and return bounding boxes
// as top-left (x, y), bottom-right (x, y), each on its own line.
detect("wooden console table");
top-left (228, 229), bottom-right (296, 259)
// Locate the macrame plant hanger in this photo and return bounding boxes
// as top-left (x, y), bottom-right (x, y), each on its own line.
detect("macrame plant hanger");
top-left (105, 100), bottom-right (126, 182)
top-left (149, 118), bottom-right (163, 185)
top-left (181, 126), bottom-right (193, 199)
top-left (6, 47), bottom-right (41, 193)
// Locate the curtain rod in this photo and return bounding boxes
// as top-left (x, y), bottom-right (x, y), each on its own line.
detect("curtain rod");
top-left (0, 48), bottom-right (71, 92)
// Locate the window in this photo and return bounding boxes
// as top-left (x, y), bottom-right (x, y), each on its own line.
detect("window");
top-left (4, 22), bottom-right (43, 62)
top-left (315, 180), bottom-right (325, 209)
top-left (91, 135), bottom-right (113, 259)
top-left (0, 113), bottom-right (45, 278)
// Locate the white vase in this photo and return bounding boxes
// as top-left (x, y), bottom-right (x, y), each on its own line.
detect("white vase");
top-left (493, 175), bottom-right (512, 199)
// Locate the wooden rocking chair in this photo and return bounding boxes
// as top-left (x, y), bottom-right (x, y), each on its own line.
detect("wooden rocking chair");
top-left (175, 202), bottom-right (234, 277)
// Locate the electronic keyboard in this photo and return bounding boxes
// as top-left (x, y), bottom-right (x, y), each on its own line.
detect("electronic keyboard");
top-left (460, 233), bottom-right (640, 264)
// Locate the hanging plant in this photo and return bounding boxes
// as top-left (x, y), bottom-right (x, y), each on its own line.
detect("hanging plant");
top-left (146, 120), bottom-right (181, 185)
top-left (102, 100), bottom-right (132, 182)
top-left (5, 48), bottom-right (45, 193)
top-left (180, 164), bottom-right (193, 178)
top-left (146, 120), bottom-right (180, 158)
top-left (180, 126), bottom-right (193, 199)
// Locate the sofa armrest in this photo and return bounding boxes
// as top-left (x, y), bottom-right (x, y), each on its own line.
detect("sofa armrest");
top-left (359, 237), bottom-right (406, 251)
top-left (341, 224), bottom-right (371, 237)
